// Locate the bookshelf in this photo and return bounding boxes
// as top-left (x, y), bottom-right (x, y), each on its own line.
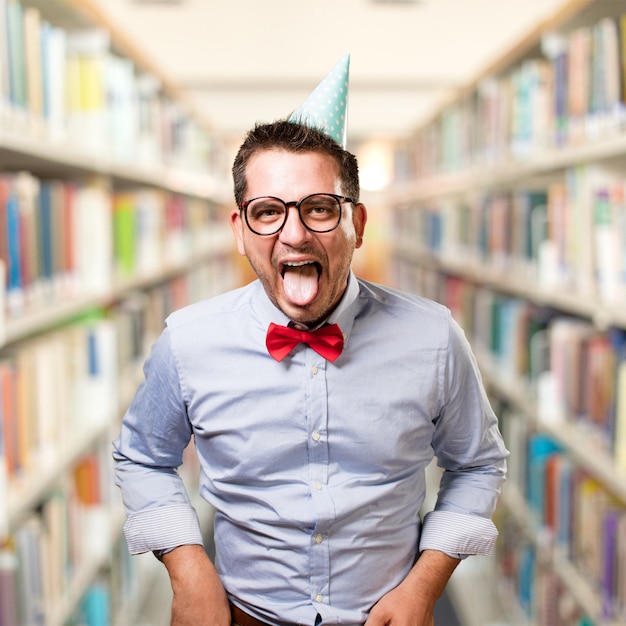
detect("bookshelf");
top-left (0, 0), bottom-right (237, 624)
top-left (390, 1), bottom-right (626, 625)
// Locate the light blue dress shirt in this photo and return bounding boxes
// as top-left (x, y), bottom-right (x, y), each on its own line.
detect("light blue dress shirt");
top-left (113, 272), bottom-right (508, 626)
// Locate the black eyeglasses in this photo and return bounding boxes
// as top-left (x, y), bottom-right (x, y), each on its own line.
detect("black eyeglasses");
top-left (238, 193), bottom-right (353, 236)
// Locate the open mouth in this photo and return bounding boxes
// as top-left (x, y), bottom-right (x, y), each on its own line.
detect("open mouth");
top-left (280, 260), bottom-right (322, 278)
top-left (280, 261), bottom-right (322, 306)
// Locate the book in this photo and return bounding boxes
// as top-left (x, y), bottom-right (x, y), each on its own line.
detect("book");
top-left (510, 188), bottom-right (548, 282)
top-left (5, 0), bottom-right (26, 112)
top-left (610, 182), bottom-right (626, 301)
top-left (37, 178), bottom-right (54, 299)
top-left (113, 193), bottom-right (136, 278)
top-left (601, 508), bottom-right (623, 619)
top-left (545, 181), bottom-right (571, 291)
top-left (565, 165), bottom-right (597, 297)
top-left (135, 189), bottom-right (166, 277)
top-left (106, 54), bottom-right (136, 164)
top-left (0, 545), bottom-right (19, 626)
top-left (592, 185), bottom-right (622, 303)
top-left (567, 26), bottom-right (591, 144)
top-left (14, 515), bottom-right (45, 625)
top-left (583, 333), bottom-right (615, 444)
top-left (23, 5), bottom-right (42, 126)
top-left (80, 581), bottom-right (110, 626)
top-left (135, 72), bottom-right (162, 168)
top-left (614, 342), bottom-right (626, 474)
top-left (0, 367), bottom-right (6, 539)
top-left (526, 433), bottom-right (562, 525)
top-left (65, 28), bottom-right (110, 153)
top-left (73, 179), bottom-right (113, 296)
top-left (40, 21), bottom-right (67, 140)
top-left (0, 258), bottom-right (5, 346)
top-left (548, 317), bottom-right (595, 423)
top-left (0, 360), bottom-right (17, 480)
top-left (0, 0), bottom-right (9, 117)
top-left (5, 176), bottom-right (23, 317)
top-left (500, 409), bottom-right (528, 497)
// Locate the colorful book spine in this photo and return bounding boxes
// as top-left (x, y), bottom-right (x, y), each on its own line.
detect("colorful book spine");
top-left (614, 328), bottom-right (626, 473)
top-left (497, 436), bottom-right (626, 623)
top-left (0, 0), bottom-right (217, 171)
top-left (396, 13), bottom-right (626, 181)
top-left (396, 162), bottom-right (626, 304)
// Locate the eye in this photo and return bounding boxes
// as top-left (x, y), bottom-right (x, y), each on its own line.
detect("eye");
top-left (301, 196), bottom-right (340, 221)
top-left (248, 199), bottom-right (286, 222)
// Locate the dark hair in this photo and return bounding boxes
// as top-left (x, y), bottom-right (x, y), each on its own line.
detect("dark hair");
top-left (232, 119), bottom-right (360, 204)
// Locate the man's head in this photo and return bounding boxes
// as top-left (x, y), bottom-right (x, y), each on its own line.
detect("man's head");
top-left (232, 120), bottom-right (360, 204)
top-left (230, 120), bottom-right (367, 327)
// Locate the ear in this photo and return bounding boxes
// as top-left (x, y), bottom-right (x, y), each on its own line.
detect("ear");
top-left (229, 208), bottom-right (247, 256)
top-left (352, 203), bottom-right (367, 248)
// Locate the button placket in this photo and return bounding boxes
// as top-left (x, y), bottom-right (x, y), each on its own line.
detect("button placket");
top-left (305, 353), bottom-right (331, 611)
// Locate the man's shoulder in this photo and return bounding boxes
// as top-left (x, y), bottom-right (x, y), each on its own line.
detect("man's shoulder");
top-left (356, 278), bottom-right (450, 319)
top-left (165, 281), bottom-right (259, 331)
top-left (353, 278), bottom-right (456, 350)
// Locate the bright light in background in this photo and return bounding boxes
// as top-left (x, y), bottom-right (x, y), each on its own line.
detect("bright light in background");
top-left (358, 140), bottom-right (394, 191)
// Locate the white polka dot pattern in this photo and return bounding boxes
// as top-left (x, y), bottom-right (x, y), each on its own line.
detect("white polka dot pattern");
top-left (289, 53), bottom-right (350, 147)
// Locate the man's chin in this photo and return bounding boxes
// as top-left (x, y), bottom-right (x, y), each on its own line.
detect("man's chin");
top-left (279, 299), bottom-right (324, 326)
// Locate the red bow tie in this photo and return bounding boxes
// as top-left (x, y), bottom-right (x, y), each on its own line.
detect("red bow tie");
top-left (266, 322), bottom-right (344, 362)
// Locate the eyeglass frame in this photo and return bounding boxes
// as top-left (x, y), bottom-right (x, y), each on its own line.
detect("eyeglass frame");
top-left (238, 193), bottom-right (354, 236)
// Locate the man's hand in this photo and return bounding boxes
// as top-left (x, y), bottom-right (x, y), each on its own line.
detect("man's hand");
top-left (160, 544), bottom-right (230, 626)
top-left (364, 550), bottom-right (460, 626)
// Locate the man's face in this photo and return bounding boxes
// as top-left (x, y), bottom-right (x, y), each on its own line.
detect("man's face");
top-left (230, 149), bottom-right (367, 326)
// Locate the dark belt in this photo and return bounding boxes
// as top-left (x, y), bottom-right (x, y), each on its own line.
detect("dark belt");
top-left (230, 603), bottom-right (273, 626)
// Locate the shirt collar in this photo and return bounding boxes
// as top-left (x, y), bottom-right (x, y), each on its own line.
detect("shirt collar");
top-left (326, 270), bottom-right (359, 342)
top-left (252, 270), bottom-right (360, 343)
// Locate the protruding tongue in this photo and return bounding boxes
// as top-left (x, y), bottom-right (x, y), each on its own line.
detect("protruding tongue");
top-left (282, 264), bottom-right (319, 306)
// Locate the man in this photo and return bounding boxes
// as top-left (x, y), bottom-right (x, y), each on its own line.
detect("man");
top-left (113, 59), bottom-right (507, 626)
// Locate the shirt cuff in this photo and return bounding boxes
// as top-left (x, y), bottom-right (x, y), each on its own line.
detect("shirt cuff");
top-left (123, 503), bottom-right (203, 555)
top-left (419, 510), bottom-right (498, 557)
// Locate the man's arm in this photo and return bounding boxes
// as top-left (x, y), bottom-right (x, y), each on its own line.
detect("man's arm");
top-left (160, 545), bottom-right (231, 626)
top-left (114, 329), bottom-right (204, 555)
top-left (364, 550), bottom-right (460, 626)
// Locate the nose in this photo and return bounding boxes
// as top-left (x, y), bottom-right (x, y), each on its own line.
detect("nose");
top-left (278, 205), bottom-right (311, 245)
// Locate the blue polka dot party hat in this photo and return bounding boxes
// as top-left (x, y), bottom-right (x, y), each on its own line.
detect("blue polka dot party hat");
top-left (289, 53), bottom-right (350, 148)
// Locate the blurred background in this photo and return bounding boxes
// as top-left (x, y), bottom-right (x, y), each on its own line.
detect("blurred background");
top-left (2, 1), bottom-right (626, 625)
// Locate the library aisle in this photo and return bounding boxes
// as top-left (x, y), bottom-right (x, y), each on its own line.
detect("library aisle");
top-left (391, 1), bottom-right (626, 624)
top-left (0, 0), bottom-right (238, 624)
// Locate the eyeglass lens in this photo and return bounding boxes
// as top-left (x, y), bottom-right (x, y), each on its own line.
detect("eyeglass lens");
top-left (245, 194), bottom-right (342, 235)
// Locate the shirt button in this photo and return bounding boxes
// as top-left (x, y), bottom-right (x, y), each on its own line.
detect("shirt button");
top-left (311, 366), bottom-right (318, 375)
top-left (314, 482), bottom-right (322, 491)
top-left (315, 534), bottom-right (323, 544)
top-left (315, 594), bottom-right (323, 603)
top-left (312, 431), bottom-right (321, 442)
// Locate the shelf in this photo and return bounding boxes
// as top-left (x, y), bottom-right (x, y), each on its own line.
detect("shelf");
top-left (47, 508), bottom-right (126, 626)
top-left (0, 2), bottom-right (237, 625)
top-left (0, 125), bottom-right (230, 202)
top-left (478, 354), bottom-right (626, 506)
top-left (446, 556), bottom-right (509, 626)
top-left (5, 417), bottom-right (111, 533)
top-left (2, 244), bottom-right (233, 348)
top-left (395, 246), bottom-right (626, 329)
top-left (500, 487), bottom-right (624, 626)
top-left (389, 2), bottom-right (626, 624)
top-left (538, 418), bottom-right (626, 503)
top-left (393, 120), bottom-right (626, 204)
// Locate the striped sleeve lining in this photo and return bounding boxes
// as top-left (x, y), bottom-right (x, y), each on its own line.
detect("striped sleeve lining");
top-left (419, 510), bottom-right (498, 556)
top-left (123, 503), bottom-right (204, 555)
